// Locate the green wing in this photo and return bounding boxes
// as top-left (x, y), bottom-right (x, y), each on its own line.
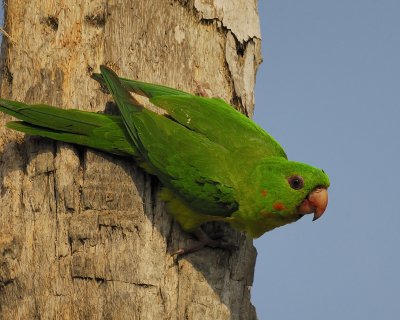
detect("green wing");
top-left (100, 66), bottom-right (238, 215)
top-left (93, 73), bottom-right (287, 160)
top-left (92, 73), bottom-right (190, 98)
top-left (0, 99), bottom-right (136, 157)
top-left (150, 95), bottom-right (287, 159)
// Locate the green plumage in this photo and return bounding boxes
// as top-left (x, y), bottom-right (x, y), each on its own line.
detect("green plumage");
top-left (0, 66), bottom-right (330, 238)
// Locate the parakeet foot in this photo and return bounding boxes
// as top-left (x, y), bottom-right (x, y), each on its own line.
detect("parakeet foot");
top-left (173, 228), bottom-right (237, 256)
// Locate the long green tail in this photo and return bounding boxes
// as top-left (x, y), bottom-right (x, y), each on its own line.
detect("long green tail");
top-left (0, 99), bottom-right (136, 157)
top-left (0, 67), bottom-right (195, 162)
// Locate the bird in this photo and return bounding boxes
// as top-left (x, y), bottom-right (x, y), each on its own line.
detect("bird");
top-left (0, 66), bottom-right (329, 254)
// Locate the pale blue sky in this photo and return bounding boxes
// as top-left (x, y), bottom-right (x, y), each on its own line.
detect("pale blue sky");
top-left (253, 1), bottom-right (400, 319)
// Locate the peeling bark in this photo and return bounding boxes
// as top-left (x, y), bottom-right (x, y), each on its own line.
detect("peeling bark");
top-left (0, 1), bottom-right (262, 319)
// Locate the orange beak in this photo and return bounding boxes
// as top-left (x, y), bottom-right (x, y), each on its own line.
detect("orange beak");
top-left (298, 188), bottom-right (329, 221)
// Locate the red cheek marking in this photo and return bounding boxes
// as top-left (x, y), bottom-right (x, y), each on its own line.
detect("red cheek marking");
top-left (260, 189), bottom-right (268, 197)
top-left (273, 202), bottom-right (285, 211)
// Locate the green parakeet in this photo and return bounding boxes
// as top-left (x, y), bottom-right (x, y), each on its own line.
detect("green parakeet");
top-left (0, 66), bottom-right (329, 253)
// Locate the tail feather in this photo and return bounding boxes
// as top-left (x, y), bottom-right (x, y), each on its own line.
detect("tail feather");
top-left (1, 98), bottom-right (108, 135)
top-left (0, 99), bottom-right (137, 157)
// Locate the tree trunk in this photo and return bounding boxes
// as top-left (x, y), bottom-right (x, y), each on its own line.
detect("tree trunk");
top-left (0, 1), bottom-right (262, 319)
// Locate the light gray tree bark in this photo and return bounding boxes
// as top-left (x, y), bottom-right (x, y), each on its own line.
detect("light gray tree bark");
top-left (0, 1), bottom-right (262, 318)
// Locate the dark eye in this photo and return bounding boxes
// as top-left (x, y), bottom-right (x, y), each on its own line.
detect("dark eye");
top-left (288, 175), bottom-right (304, 190)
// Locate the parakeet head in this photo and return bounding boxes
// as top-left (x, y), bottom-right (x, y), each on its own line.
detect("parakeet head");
top-left (246, 157), bottom-right (330, 237)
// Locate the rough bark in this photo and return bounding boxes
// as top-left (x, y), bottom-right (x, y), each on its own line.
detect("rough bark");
top-left (0, 0), bottom-right (262, 319)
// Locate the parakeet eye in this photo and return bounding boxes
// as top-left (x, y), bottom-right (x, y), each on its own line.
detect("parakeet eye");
top-left (288, 175), bottom-right (304, 190)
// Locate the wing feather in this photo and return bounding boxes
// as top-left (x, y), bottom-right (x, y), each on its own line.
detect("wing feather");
top-left (100, 66), bottom-right (238, 216)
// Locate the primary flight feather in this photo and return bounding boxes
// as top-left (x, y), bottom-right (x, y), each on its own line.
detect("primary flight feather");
top-left (0, 66), bottom-right (330, 251)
